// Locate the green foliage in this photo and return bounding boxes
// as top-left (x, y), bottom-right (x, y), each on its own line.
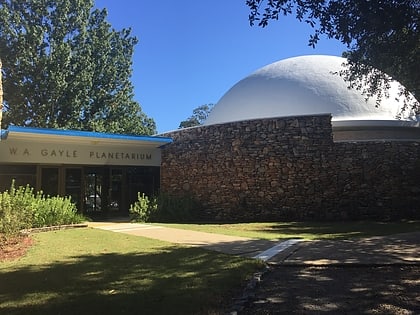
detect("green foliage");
top-left (31, 195), bottom-right (82, 228)
top-left (129, 192), bottom-right (158, 222)
top-left (179, 104), bottom-right (214, 128)
top-left (0, 0), bottom-right (156, 135)
top-left (0, 183), bottom-right (33, 236)
top-left (246, 0), bottom-right (419, 116)
top-left (0, 180), bottom-right (84, 237)
top-left (130, 192), bottom-right (200, 223)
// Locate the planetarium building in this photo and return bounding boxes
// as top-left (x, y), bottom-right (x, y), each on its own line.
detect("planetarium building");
top-left (160, 55), bottom-right (420, 221)
top-left (0, 55), bottom-right (419, 220)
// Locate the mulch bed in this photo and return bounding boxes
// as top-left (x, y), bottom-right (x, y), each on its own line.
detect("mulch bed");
top-left (0, 234), bottom-right (34, 262)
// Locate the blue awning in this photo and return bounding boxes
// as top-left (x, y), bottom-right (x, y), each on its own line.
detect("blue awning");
top-left (5, 126), bottom-right (172, 147)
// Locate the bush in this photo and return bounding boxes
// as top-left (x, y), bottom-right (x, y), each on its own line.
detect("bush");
top-left (31, 194), bottom-right (83, 228)
top-left (129, 193), bottom-right (157, 222)
top-left (0, 180), bottom-right (85, 237)
top-left (0, 182), bottom-right (36, 236)
top-left (129, 192), bottom-right (200, 223)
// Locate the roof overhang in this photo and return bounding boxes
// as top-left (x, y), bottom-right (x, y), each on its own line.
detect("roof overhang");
top-left (332, 120), bottom-right (420, 142)
top-left (0, 126), bottom-right (173, 166)
top-left (4, 126), bottom-right (173, 147)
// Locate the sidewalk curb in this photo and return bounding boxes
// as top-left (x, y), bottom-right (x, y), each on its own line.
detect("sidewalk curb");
top-left (22, 223), bottom-right (88, 234)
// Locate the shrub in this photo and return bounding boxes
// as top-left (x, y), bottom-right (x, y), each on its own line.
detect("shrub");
top-left (129, 192), bottom-right (200, 223)
top-left (31, 194), bottom-right (83, 228)
top-left (0, 182), bottom-right (35, 236)
top-left (0, 180), bottom-right (85, 237)
top-left (129, 193), bottom-right (157, 222)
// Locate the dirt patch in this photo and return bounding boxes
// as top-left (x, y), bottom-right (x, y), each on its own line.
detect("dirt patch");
top-left (240, 265), bottom-right (420, 314)
top-left (0, 234), bottom-right (33, 262)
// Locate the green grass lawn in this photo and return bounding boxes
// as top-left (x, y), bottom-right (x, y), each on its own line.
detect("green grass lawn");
top-left (0, 228), bottom-right (262, 315)
top-left (159, 220), bottom-right (420, 240)
top-left (2, 220), bottom-right (419, 315)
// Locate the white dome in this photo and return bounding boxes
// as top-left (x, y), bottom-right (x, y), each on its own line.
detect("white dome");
top-left (205, 55), bottom-right (409, 125)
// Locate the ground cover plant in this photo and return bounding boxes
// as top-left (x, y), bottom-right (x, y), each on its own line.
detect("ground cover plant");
top-left (160, 220), bottom-right (420, 240)
top-left (0, 228), bottom-right (262, 315)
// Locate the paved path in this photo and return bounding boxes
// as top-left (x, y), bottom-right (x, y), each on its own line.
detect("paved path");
top-left (90, 222), bottom-right (250, 246)
top-left (88, 221), bottom-right (290, 259)
top-left (88, 221), bottom-right (420, 266)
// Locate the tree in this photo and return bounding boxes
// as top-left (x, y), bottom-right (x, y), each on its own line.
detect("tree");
top-left (179, 104), bottom-right (214, 128)
top-left (0, 0), bottom-right (156, 135)
top-left (0, 59), bottom-right (3, 130)
top-left (246, 0), bottom-right (419, 116)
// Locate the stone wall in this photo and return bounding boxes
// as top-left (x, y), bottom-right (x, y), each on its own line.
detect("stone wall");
top-left (332, 141), bottom-right (420, 220)
top-left (161, 115), bottom-right (420, 221)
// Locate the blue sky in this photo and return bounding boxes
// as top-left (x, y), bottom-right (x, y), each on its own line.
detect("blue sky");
top-left (94, 0), bottom-right (347, 133)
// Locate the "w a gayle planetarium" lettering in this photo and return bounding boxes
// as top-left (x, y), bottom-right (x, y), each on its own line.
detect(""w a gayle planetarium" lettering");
top-left (8, 147), bottom-right (152, 161)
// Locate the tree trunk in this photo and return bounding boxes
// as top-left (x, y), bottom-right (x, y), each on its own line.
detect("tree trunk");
top-left (0, 59), bottom-right (3, 130)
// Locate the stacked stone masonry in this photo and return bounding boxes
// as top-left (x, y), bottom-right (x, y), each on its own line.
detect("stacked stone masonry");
top-left (161, 115), bottom-right (420, 221)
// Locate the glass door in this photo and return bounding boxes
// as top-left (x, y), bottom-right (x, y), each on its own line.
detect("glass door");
top-left (109, 168), bottom-right (124, 213)
top-left (84, 170), bottom-right (103, 214)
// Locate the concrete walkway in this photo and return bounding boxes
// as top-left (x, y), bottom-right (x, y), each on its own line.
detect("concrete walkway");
top-left (88, 221), bottom-right (280, 258)
top-left (87, 221), bottom-right (420, 266)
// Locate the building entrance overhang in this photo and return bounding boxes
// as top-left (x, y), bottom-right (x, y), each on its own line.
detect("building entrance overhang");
top-left (0, 126), bottom-right (172, 166)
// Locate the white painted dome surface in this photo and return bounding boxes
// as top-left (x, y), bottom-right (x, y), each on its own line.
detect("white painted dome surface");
top-left (205, 55), bottom-right (407, 125)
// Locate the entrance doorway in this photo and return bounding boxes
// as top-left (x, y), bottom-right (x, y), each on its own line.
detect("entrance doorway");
top-left (83, 167), bottom-right (127, 217)
top-left (85, 170), bottom-right (103, 213)
top-left (37, 165), bottom-right (160, 217)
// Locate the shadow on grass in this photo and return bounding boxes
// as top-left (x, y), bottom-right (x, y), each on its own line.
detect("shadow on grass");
top-left (242, 265), bottom-right (420, 314)
top-left (193, 228), bottom-right (420, 264)
top-left (0, 247), bottom-right (258, 315)
top-left (216, 220), bottom-right (420, 240)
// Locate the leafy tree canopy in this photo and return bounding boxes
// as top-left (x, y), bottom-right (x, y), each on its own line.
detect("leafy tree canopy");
top-left (179, 104), bottom-right (214, 128)
top-left (246, 0), bottom-right (419, 117)
top-left (0, 0), bottom-right (156, 134)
